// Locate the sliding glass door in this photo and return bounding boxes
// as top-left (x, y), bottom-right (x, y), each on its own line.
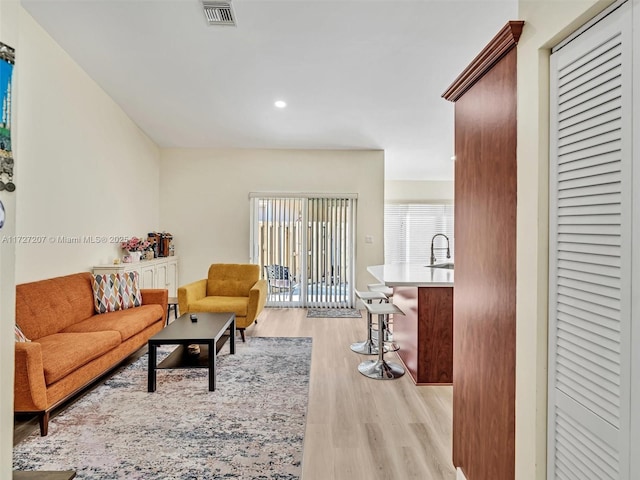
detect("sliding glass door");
top-left (250, 194), bottom-right (356, 308)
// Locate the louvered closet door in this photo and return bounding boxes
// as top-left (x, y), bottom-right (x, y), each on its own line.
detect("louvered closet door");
top-left (549, 3), bottom-right (633, 479)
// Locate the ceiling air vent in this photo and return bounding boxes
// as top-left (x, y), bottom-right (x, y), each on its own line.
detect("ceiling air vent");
top-left (203, 1), bottom-right (236, 26)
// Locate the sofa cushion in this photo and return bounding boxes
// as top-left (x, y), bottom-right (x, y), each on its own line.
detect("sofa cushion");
top-left (92, 272), bottom-right (143, 313)
top-left (207, 264), bottom-right (259, 297)
top-left (119, 272), bottom-right (142, 309)
top-left (92, 274), bottom-right (124, 313)
top-left (16, 273), bottom-right (96, 340)
top-left (62, 304), bottom-right (164, 342)
top-left (14, 324), bottom-right (30, 342)
top-left (189, 296), bottom-right (248, 317)
top-left (38, 331), bottom-right (122, 385)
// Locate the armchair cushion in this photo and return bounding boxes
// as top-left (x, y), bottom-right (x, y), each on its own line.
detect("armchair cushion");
top-left (207, 264), bottom-right (260, 297)
top-left (189, 296), bottom-right (249, 317)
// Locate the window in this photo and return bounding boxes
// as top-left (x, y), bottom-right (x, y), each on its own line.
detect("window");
top-left (384, 203), bottom-right (454, 264)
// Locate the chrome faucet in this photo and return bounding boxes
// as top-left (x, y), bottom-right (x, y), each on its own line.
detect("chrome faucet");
top-left (430, 234), bottom-right (451, 265)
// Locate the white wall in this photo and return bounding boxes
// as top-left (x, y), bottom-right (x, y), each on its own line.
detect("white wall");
top-left (0, 7), bottom-right (162, 473)
top-left (384, 180), bottom-right (454, 203)
top-left (516, 1), bottom-right (615, 478)
top-left (0, 1), bottom-right (19, 476)
top-left (14, 9), bottom-right (161, 284)
top-left (159, 148), bottom-right (384, 290)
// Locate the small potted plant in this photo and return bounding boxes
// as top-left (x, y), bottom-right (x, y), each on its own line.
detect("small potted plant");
top-left (121, 236), bottom-right (151, 262)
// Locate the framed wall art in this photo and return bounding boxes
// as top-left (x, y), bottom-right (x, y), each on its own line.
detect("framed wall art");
top-left (0, 41), bottom-right (15, 192)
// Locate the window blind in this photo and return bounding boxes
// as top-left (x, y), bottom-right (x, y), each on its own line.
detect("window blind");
top-left (251, 195), bottom-right (356, 308)
top-left (384, 204), bottom-right (454, 264)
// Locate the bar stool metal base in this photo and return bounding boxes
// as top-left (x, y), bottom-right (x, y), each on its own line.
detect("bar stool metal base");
top-left (358, 359), bottom-right (405, 379)
top-left (371, 329), bottom-right (394, 343)
top-left (350, 340), bottom-right (379, 354)
top-left (384, 341), bottom-right (400, 352)
top-left (350, 339), bottom-right (391, 355)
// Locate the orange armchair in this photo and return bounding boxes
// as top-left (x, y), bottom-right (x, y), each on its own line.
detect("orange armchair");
top-left (178, 263), bottom-right (267, 341)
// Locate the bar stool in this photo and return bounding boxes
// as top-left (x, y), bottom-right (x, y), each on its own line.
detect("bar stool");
top-left (358, 302), bottom-right (405, 380)
top-left (367, 284), bottom-right (395, 346)
top-left (367, 283), bottom-right (393, 298)
top-left (351, 289), bottom-right (388, 355)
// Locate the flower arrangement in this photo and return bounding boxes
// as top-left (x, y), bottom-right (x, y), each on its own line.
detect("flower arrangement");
top-left (120, 236), bottom-right (151, 252)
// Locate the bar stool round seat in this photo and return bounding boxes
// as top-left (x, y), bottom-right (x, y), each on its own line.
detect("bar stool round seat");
top-left (358, 302), bottom-right (405, 380)
top-left (367, 283), bottom-right (394, 298)
top-left (350, 289), bottom-right (389, 355)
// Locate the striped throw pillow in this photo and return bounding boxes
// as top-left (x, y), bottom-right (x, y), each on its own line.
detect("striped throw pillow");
top-left (15, 324), bottom-right (30, 342)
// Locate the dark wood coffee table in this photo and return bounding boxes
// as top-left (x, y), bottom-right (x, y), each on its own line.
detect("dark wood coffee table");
top-left (13, 472), bottom-right (76, 480)
top-left (147, 312), bottom-right (235, 392)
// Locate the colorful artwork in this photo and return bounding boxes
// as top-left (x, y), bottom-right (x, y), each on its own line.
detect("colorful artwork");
top-left (0, 42), bottom-right (15, 192)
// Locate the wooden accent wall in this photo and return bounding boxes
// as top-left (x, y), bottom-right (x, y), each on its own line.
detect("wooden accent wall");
top-left (393, 286), bottom-right (453, 384)
top-left (442, 21), bottom-right (522, 480)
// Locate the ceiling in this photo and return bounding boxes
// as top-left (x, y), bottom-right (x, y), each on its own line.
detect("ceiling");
top-left (21, 0), bottom-right (517, 181)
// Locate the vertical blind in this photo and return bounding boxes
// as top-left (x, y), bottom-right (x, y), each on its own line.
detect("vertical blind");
top-left (252, 194), bottom-right (356, 309)
top-left (306, 197), bottom-right (356, 308)
top-left (256, 197), bottom-right (304, 306)
top-left (384, 204), bottom-right (454, 264)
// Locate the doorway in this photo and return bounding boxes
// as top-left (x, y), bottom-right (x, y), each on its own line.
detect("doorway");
top-left (250, 194), bottom-right (356, 308)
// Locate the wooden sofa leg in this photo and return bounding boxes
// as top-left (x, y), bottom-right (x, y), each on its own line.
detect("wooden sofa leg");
top-left (39, 411), bottom-right (50, 436)
top-left (239, 329), bottom-right (246, 342)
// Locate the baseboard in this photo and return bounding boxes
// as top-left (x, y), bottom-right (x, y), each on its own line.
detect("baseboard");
top-left (456, 467), bottom-right (468, 480)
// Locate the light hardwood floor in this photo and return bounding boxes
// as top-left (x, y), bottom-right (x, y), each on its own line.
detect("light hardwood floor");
top-left (14, 308), bottom-right (455, 479)
top-left (251, 308), bottom-right (455, 480)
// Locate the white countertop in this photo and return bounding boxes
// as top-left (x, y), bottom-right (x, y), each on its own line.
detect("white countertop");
top-left (368, 263), bottom-right (454, 287)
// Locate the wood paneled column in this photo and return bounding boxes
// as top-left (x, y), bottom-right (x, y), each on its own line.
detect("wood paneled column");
top-left (442, 21), bottom-right (523, 480)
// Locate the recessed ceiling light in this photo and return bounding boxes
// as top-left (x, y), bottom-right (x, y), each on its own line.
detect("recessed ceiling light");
top-left (274, 100), bottom-right (287, 109)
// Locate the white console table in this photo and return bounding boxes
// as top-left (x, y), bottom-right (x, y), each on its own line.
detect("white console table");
top-left (93, 256), bottom-right (178, 297)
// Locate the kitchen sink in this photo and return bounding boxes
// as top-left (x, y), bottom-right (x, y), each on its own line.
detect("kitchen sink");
top-left (426, 262), bottom-right (454, 270)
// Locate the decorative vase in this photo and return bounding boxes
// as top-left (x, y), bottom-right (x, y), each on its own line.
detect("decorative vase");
top-left (128, 251), bottom-right (142, 262)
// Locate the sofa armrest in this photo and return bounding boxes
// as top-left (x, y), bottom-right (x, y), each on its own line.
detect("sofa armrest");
top-left (178, 279), bottom-right (207, 314)
top-left (247, 279), bottom-right (268, 323)
top-left (141, 289), bottom-right (169, 325)
top-left (14, 342), bottom-right (48, 412)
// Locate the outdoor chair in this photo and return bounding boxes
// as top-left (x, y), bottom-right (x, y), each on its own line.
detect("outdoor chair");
top-left (264, 264), bottom-right (297, 301)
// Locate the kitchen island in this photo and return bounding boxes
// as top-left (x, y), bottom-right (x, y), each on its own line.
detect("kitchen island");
top-left (368, 263), bottom-right (453, 385)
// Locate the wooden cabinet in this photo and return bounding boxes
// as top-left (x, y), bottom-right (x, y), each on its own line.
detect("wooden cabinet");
top-left (93, 257), bottom-right (179, 297)
top-left (155, 259), bottom-right (178, 296)
top-left (393, 285), bottom-right (453, 384)
top-left (443, 21), bottom-right (522, 480)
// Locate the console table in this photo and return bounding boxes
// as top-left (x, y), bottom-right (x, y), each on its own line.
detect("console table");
top-left (93, 256), bottom-right (178, 297)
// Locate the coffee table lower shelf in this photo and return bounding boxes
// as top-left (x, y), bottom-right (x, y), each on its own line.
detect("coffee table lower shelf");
top-left (157, 335), bottom-right (230, 369)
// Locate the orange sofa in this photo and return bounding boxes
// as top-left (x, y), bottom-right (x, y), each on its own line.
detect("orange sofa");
top-left (14, 272), bottom-right (168, 436)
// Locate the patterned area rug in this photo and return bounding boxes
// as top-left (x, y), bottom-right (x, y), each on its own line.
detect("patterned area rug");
top-left (13, 337), bottom-right (312, 479)
top-left (306, 308), bottom-right (361, 318)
